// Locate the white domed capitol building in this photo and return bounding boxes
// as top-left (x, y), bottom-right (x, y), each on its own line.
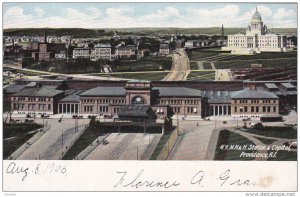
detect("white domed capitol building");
top-left (222, 7), bottom-right (290, 54)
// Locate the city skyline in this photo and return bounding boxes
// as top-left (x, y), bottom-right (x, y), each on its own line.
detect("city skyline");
top-left (3, 3), bottom-right (297, 29)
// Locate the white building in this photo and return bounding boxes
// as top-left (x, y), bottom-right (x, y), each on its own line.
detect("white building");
top-left (184, 41), bottom-right (194, 48)
top-left (91, 44), bottom-right (111, 61)
top-left (222, 7), bottom-right (288, 54)
top-left (72, 48), bottom-right (90, 59)
top-left (159, 43), bottom-right (170, 55)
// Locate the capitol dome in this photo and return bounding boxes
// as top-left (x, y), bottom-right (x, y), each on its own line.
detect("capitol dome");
top-left (251, 7), bottom-right (262, 22)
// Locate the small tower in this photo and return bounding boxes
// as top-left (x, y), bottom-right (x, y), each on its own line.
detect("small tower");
top-left (221, 24), bottom-right (224, 41)
top-left (43, 29), bottom-right (47, 43)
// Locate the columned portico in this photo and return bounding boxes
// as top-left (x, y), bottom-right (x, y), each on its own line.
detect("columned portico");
top-left (58, 103), bottom-right (79, 114)
top-left (211, 104), bottom-right (231, 116)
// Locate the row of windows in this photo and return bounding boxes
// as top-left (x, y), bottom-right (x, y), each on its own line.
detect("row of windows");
top-left (83, 106), bottom-right (93, 113)
top-left (81, 99), bottom-right (126, 104)
top-left (187, 107), bottom-right (198, 114)
top-left (234, 99), bottom-right (276, 104)
top-left (99, 106), bottom-right (108, 113)
top-left (160, 100), bottom-right (199, 105)
top-left (13, 97), bottom-right (50, 102)
top-left (234, 106), bottom-right (277, 113)
top-left (13, 103), bottom-right (51, 110)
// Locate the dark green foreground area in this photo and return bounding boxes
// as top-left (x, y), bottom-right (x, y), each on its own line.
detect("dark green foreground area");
top-left (3, 123), bottom-right (42, 159)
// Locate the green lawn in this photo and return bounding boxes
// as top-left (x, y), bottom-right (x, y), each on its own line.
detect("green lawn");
top-left (24, 56), bottom-right (172, 74)
top-left (253, 136), bottom-right (277, 145)
top-left (190, 62), bottom-right (198, 70)
top-left (62, 126), bottom-right (107, 160)
top-left (3, 123), bottom-right (42, 159)
top-left (96, 72), bottom-right (169, 81)
top-left (244, 126), bottom-right (297, 139)
top-left (187, 71), bottom-right (215, 81)
top-left (215, 58), bottom-right (297, 69)
top-left (150, 129), bottom-right (175, 160)
top-left (15, 69), bottom-right (46, 76)
top-left (226, 51), bottom-right (297, 61)
top-left (214, 130), bottom-right (256, 160)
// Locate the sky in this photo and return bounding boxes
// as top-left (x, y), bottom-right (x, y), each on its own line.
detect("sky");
top-left (3, 3), bottom-right (298, 29)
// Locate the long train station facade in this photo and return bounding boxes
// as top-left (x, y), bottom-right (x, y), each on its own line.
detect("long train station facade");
top-left (5, 79), bottom-right (297, 120)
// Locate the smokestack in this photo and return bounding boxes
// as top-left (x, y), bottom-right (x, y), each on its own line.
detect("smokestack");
top-left (221, 24), bottom-right (224, 41)
top-left (44, 29), bottom-right (47, 43)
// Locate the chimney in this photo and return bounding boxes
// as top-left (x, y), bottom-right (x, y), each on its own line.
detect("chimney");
top-left (44, 29), bottom-right (47, 43)
top-left (221, 24), bottom-right (224, 41)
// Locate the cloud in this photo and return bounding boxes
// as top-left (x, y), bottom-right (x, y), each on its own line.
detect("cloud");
top-left (34, 7), bottom-right (45, 17)
top-left (105, 7), bottom-right (132, 17)
top-left (3, 4), bottom-right (297, 29)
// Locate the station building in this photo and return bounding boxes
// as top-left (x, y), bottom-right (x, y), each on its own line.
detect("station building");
top-left (6, 79), bottom-right (292, 120)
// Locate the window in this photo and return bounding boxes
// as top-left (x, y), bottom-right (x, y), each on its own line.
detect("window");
top-left (256, 106), bottom-right (259, 112)
top-left (273, 106), bottom-right (276, 112)
top-left (48, 104), bottom-right (51, 110)
top-left (263, 106), bottom-right (266, 112)
top-left (267, 106), bottom-right (271, 113)
top-left (251, 106), bottom-right (254, 112)
top-left (244, 107), bottom-right (248, 113)
top-left (234, 107), bottom-right (237, 113)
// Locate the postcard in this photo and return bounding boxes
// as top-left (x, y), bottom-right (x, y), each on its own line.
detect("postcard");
top-left (2, 1), bottom-right (298, 194)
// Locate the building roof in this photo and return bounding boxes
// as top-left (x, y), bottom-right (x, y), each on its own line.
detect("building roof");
top-left (12, 87), bottom-right (64, 97)
top-left (281, 83), bottom-right (295, 89)
top-left (154, 87), bottom-right (203, 97)
top-left (202, 90), bottom-right (233, 104)
top-left (251, 8), bottom-right (262, 22)
top-left (231, 89), bottom-right (278, 99)
top-left (118, 105), bottom-right (150, 117)
top-left (3, 84), bottom-right (26, 94)
top-left (80, 86), bottom-right (126, 97)
top-left (265, 83), bottom-right (278, 89)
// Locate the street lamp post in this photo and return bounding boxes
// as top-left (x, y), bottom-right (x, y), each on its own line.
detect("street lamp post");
top-left (61, 131), bottom-right (64, 147)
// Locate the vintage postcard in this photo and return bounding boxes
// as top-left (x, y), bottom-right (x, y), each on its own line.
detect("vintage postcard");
top-left (2, 1), bottom-right (298, 194)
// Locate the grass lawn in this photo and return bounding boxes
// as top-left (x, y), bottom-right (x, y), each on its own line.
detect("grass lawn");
top-left (62, 126), bottom-right (107, 160)
top-left (15, 69), bottom-right (46, 76)
top-left (253, 137), bottom-right (277, 145)
top-left (215, 58), bottom-right (297, 69)
top-left (214, 130), bottom-right (256, 160)
top-left (150, 129), bottom-right (175, 160)
top-left (96, 72), bottom-right (169, 81)
top-left (190, 62), bottom-right (198, 70)
top-left (244, 126), bottom-right (297, 139)
top-left (226, 51), bottom-right (297, 61)
top-left (267, 150), bottom-right (297, 161)
top-left (187, 71), bottom-right (215, 81)
top-left (3, 123), bottom-right (42, 159)
top-left (189, 51), bottom-right (222, 60)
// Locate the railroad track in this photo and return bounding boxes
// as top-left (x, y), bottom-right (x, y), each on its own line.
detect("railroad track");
top-left (108, 133), bottom-right (137, 160)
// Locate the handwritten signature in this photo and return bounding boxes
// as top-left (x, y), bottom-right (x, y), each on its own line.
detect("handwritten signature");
top-left (114, 169), bottom-right (254, 189)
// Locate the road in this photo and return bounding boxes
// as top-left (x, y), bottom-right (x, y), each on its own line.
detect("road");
top-left (17, 118), bottom-right (89, 160)
top-left (163, 49), bottom-right (190, 81)
top-left (168, 118), bottom-right (237, 160)
top-left (85, 133), bottom-right (162, 160)
top-left (215, 69), bottom-right (232, 81)
top-left (168, 110), bottom-right (298, 160)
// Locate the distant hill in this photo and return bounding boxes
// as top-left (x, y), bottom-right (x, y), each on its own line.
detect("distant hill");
top-left (3, 27), bottom-right (297, 38)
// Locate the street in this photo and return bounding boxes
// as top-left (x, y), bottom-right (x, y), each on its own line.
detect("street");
top-left (163, 48), bottom-right (190, 81)
top-left (17, 118), bottom-right (90, 160)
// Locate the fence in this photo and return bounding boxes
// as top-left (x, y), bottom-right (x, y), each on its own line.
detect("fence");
top-left (157, 128), bottom-right (180, 160)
